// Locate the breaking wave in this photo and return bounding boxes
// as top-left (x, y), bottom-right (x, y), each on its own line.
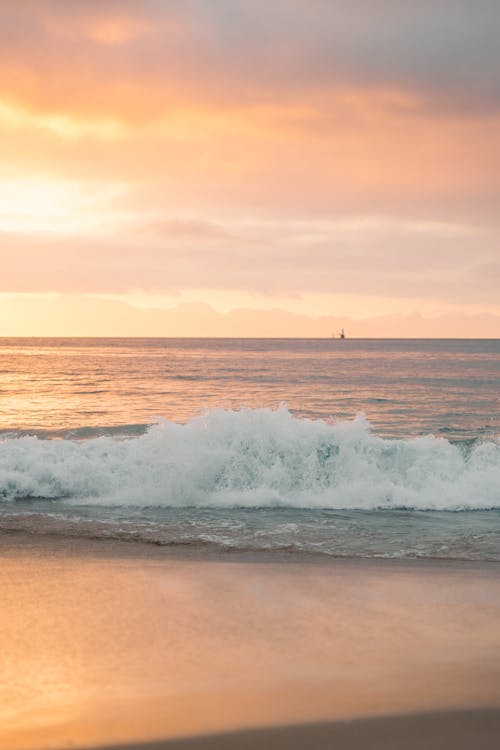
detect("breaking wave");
top-left (0, 407), bottom-right (499, 510)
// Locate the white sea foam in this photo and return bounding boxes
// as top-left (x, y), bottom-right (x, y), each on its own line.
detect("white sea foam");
top-left (0, 407), bottom-right (499, 510)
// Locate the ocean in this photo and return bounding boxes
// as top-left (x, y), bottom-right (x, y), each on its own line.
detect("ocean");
top-left (1, 337), bottom-right (499, 561)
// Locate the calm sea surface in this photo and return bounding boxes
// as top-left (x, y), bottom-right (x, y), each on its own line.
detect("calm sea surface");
top-left (1, 338), bottom-right (499, 560)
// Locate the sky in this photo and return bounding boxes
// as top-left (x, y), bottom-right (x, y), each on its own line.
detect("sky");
top-left (1, 0), bottom-right (499, 336)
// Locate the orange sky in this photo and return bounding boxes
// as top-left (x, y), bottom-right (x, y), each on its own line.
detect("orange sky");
top-left (1, 1), bottom-right (499, 336)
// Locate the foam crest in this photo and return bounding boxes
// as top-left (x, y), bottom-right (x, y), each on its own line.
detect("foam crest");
top-left (0, 407), bottom-right (499, 510)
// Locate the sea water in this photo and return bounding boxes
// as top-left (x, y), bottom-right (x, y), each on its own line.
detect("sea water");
top-left (0, 337), bottom-right (499, 560)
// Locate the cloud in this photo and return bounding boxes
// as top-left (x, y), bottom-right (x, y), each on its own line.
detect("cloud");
top-left (1, 1), bottom-right (499, 232)
top-left (0, 1), bottom-right (499, 122)
top-left (1, 219), bottom-right (499, 305)
top-left (1, 92), bottom-right (498, 231)
top-left (0, 0), bottom-right (499, 331)
top-left (139, 219), bottom-right (239, 241)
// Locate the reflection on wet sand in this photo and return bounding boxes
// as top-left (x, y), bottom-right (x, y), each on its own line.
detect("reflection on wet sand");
top-left (1, 535), bottom-right (500, 749)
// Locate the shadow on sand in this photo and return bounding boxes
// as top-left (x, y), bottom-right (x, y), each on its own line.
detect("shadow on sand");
top-left (77, 708), bottom-right (500, 750)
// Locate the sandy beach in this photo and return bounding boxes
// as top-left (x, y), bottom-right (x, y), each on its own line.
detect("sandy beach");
top-left (1, 532), bottom-right (499, 749)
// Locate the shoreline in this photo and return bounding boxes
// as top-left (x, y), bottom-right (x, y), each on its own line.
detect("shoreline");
top-left (2, 528), bottom-right (500, 570)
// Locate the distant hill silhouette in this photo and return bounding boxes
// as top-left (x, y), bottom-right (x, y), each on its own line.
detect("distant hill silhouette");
top-left (1, 295), bottom-right (499, 337)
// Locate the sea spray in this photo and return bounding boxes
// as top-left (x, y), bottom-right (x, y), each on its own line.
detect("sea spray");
top-left (1, 407), bottom-right (499, 510)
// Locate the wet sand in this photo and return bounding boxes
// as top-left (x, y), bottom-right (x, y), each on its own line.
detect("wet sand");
top-left (1, 532), bottom-right (500, 749)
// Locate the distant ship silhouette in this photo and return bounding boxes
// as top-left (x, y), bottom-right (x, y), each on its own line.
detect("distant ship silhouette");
top-left (331, 329), bottom-right (346, 339)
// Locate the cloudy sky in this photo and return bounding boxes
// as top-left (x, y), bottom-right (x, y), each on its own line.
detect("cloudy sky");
top-left (1, 0), bottom-right (499, 335)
